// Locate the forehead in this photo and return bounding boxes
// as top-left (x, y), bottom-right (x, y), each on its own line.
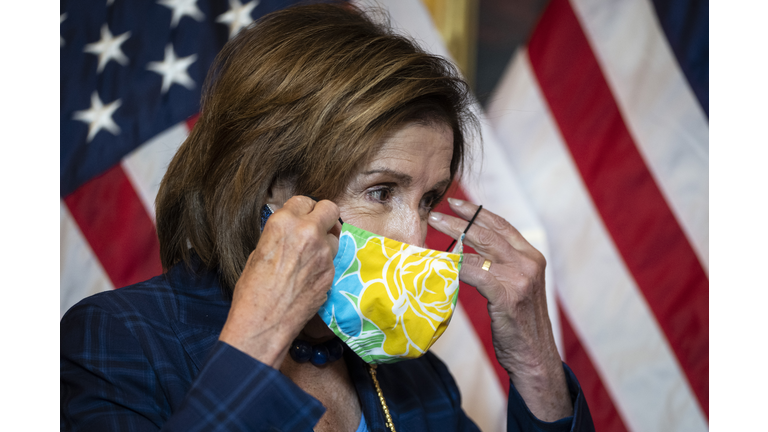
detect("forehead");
top-left (366, 122), bottom-right (454, 176)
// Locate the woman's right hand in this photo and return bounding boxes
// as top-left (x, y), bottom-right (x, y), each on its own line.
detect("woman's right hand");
top-left (219, 196), bottom-right (341, 368)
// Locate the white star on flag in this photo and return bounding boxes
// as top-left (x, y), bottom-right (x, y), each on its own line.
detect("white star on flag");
top-left (146, 44), bottom-right (198, 94)
top-left (61, 13), bottom-right (67, 47)
top-left (216, 0), bottom-right (259, 39)
top-left (84, 24), bottom-right (131, 73)
top-left (158, 0), bottom-right (205, 28)
top-left (73, 91), bottom-right (122, 143)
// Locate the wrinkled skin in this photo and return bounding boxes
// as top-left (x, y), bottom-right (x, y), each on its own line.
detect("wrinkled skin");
top-left (219, 122), bottom-right (572, 429)
top-left (429, 200), bottom-right (573, 421)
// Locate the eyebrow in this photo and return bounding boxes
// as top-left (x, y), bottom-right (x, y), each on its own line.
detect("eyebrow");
top-left (362, 168), bottom-right (451, 193)
top-left (361, 169), bottom-right (413, 187)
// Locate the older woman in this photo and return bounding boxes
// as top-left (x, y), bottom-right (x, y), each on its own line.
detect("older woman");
top-left (61, 4), bottom-right (593, 432)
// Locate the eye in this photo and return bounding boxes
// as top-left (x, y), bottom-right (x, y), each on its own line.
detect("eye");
top-left (367, 186), bottom-right (393, 203)
top-left (421, 191), bottom-right (442, 212)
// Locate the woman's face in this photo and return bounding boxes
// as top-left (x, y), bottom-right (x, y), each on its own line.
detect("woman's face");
top-left (335, 121), bottom-right (454, 247)
top-left (266, 121), bottom-right (454, 339)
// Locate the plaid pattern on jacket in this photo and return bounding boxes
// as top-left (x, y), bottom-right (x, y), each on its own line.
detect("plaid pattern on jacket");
top-left (60, 255), bottom-right (593, 431)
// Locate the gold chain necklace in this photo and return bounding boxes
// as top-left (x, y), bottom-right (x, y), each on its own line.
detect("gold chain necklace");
top-left (367, 364), bottom-right (397, 432)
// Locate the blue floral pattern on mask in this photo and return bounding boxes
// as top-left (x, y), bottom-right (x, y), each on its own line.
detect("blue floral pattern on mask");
top-left (319, 231), bottom-right (364, 338)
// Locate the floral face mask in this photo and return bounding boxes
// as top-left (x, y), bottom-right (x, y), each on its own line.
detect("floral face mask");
top-left (260, 202), bottom-right (472, 364)
top-left (320, 223), bottom-right (464, 364)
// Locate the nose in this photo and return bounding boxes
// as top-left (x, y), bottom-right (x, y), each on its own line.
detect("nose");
top-left (388, 206), bottom-right (428, 247)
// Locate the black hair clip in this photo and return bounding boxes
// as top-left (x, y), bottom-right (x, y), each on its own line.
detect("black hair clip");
top-left (445, 205), bottom-right (482, 252)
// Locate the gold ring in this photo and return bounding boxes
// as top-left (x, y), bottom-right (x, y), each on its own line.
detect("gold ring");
top-left (481, 259), bottom-right (492, 272)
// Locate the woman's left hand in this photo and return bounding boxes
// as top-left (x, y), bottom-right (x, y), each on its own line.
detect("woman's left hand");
top-left (428, 198), bottom-right (573, 422)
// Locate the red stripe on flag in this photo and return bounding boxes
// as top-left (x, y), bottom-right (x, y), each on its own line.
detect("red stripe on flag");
top-left (559, 302), bottom-right (629, 432)
top-left (425, 184), bottom-right (510, 395)
top-left (63, 165), bottom-right (163, 289)
top-left (527, 0), bottom-right (708, 415)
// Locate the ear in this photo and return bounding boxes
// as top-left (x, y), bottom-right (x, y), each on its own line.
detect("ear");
top-left (265, 177), bottom-right (295, 210)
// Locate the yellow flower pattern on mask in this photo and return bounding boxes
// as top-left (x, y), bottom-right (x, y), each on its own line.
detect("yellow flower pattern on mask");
top-left (357, 235), bottom-right (461, 358)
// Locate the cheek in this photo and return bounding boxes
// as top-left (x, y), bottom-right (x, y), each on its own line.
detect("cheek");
top-left (373, 207), bottom-right (429, 246)
top-left (338, 202), bottom-right (385, 232)
top-left (338, 202), bottom-right (427, 247)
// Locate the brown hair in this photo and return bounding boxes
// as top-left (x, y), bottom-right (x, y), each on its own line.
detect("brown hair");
top-left (155, 2), bottom-right (476, 291)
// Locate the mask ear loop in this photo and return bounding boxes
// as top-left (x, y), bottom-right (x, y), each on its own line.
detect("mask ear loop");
top-left (445, 205), bottom-right (482, 252)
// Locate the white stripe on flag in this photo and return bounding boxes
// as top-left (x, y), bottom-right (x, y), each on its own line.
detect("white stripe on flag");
top-left (122, 122), bottom-right (190, 222)
top-left (431, 303), bottom-right (507, 432)
top-left (488, 49), bottom-right (708, 432)
top-left (60, 201), bottom-right (114, 317)
top-left (571, 0), bottom-right (709, 270)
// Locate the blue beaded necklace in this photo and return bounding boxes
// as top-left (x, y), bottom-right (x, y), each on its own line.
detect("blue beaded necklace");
top-left (289, 337), bottom-right (345, 366)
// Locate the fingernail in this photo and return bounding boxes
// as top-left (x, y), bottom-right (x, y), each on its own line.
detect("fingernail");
top-left (429, 212), bottom-right (443, 222)
top-left (447, 197), bottom-right (463, 206)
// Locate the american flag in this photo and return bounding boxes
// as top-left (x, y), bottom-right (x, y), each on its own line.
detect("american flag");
top-left (61, 0), bottom-right (304, 310)
top-left (60, 0), bottom-right (708, 431)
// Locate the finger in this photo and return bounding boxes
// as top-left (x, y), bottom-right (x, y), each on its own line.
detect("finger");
top-left (309, 199), bottom-right (341, 233)
top-left (323, 207), bottom-right (343, 257)
top-left (328, 219), bottom-right (342, 239)
top-left (429, 211), bottom-right (516, 263)
top-left (458, 253), bottom-right (504, 304)
top-left (325, 230), bottom-right (340, 257)
top-left (281, 195), bottom-right (317, 216)
top-left (446, 198), bottom-right (533, 252)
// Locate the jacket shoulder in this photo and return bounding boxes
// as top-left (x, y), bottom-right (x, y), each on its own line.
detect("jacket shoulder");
top-left (62, 273), bottom-right (176, 324)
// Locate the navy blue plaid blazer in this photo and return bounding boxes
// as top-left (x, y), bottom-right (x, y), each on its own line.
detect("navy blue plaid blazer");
top-left (61, 255), bottom-right (594, 431)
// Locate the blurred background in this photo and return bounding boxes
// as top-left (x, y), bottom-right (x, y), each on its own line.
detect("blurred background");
top-left (60, 0), bottom-right (708, 431)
